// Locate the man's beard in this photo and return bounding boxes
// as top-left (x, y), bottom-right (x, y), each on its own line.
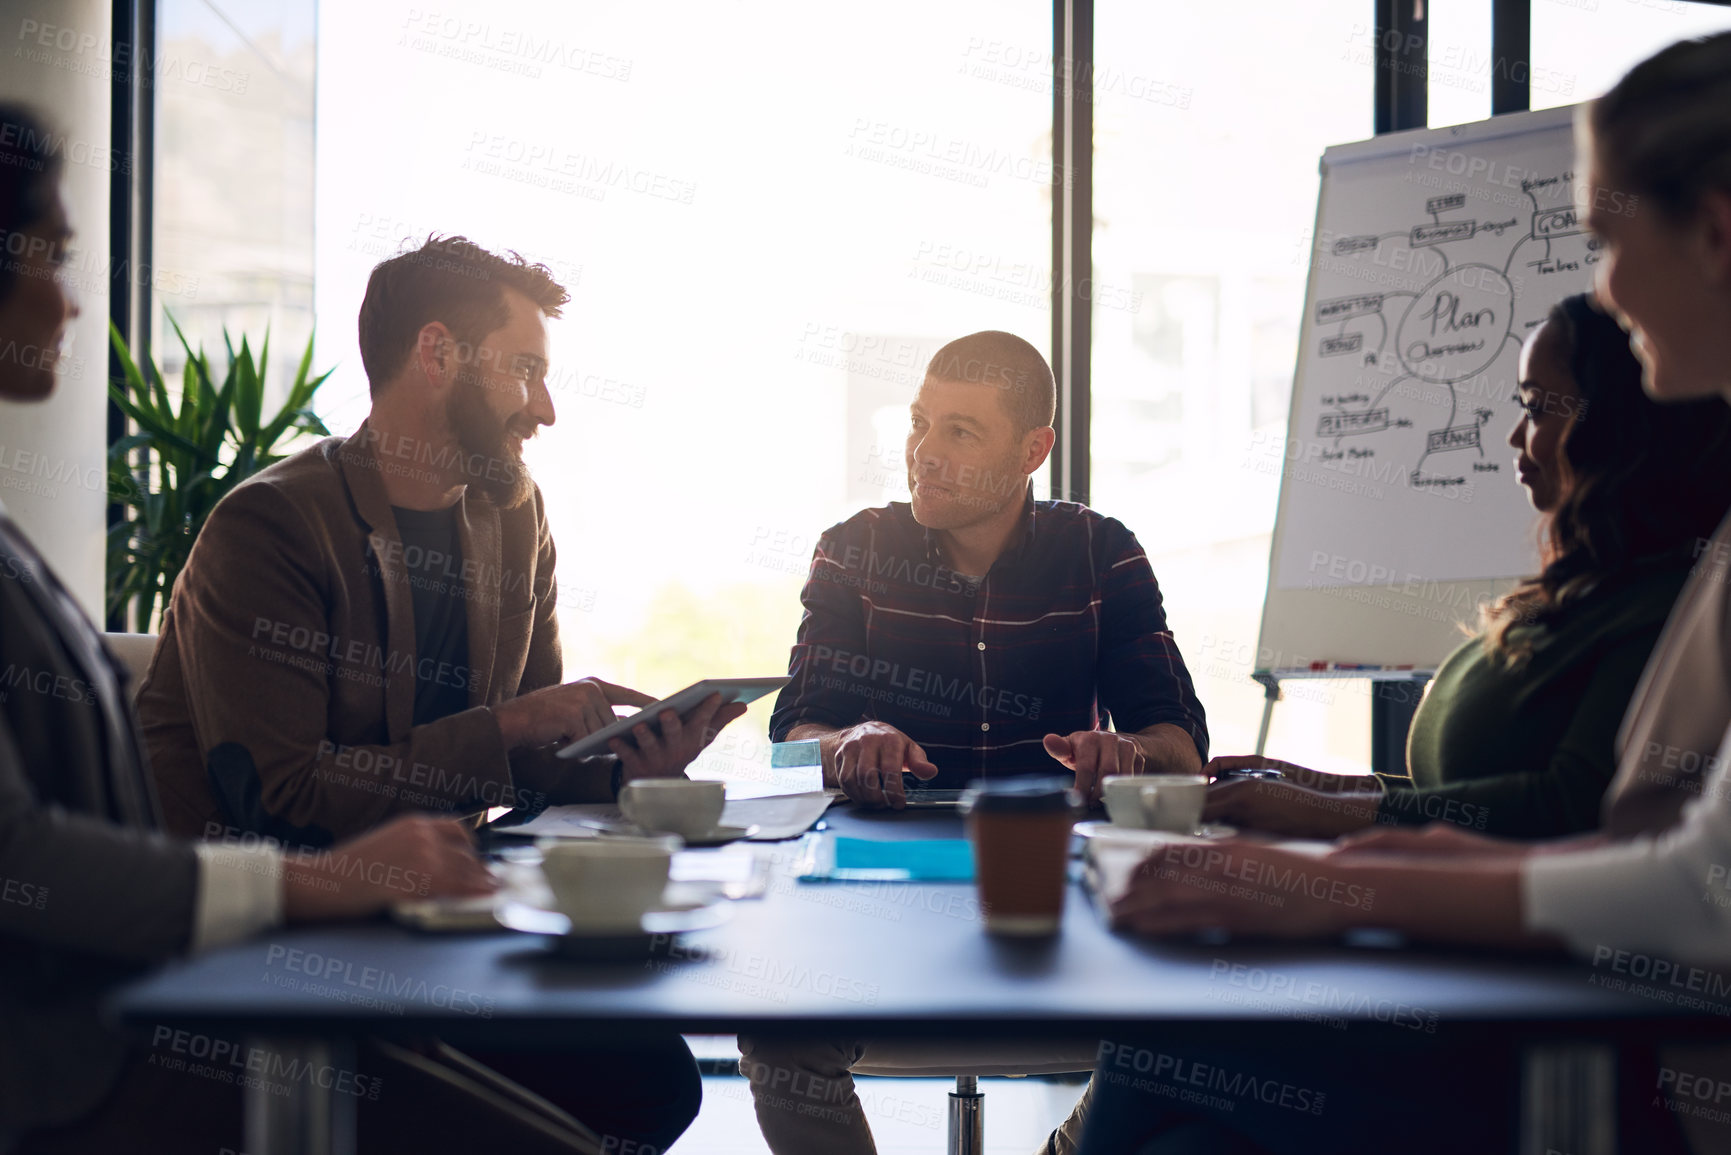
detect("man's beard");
top-left (907, 447), bottom-right (1026, 529)
top-left (447, 377), bottom-right (535, 510)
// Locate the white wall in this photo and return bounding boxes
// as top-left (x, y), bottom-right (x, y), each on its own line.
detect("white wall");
top-left (0, 0), bottom-right (114, 617)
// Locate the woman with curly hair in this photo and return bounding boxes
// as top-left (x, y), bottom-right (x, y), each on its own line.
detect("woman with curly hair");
top-left (1206, 292), bottom-right (1731, 840)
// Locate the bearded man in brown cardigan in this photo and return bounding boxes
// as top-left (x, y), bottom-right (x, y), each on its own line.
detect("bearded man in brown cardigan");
top-left (138, 236), bottom-right (743, 846)
top-left (133, 236), bottom-right (742, 1152)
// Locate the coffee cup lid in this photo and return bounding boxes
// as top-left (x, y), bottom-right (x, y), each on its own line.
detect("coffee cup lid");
top-left (959, 775), bottom-right (1079, 814)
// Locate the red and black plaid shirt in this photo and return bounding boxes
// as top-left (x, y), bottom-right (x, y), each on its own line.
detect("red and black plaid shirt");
top-left (770, 498), bottom-right (1209, 784)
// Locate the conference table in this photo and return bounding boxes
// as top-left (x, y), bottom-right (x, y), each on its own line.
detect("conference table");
top-left (113, 803), bottom-right (1728, 1155)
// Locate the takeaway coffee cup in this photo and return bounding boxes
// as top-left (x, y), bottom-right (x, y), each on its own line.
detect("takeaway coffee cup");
top-left (539, 838), bottom-right (674, 931)
top-left (1102, 774), bottom-right (1207, 833)
top-left (618, 779), bottom-right (726, 840)
top-left (960, 776), bottom-right (1080, 937)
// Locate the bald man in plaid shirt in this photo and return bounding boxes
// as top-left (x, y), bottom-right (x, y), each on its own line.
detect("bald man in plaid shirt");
top-left (771, 330), bottom-right (1208, 811)
top-left (748, 330), bottom-right (1209, 1155)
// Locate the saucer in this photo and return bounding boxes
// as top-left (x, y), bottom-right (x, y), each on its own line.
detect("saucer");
top-left (581, 820), bottom-right (760, 847)
top-left (678, 823), bottom-right (759, 848)
top-left (1075, 820), bottom-right (1237, 842)
top-left (496, 898), bottom-right (732, 961)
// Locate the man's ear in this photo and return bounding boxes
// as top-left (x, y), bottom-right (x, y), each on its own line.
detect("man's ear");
top-left (414, 322), bottom-right (455, 391)
top-left (1024, 425), bottom-right (1056, 476)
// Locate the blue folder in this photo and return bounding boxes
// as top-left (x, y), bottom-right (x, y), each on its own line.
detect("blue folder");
top-left (798, 836), bottom-right (976, 882)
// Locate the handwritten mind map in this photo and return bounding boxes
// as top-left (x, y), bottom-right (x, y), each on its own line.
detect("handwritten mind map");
top-left (1273, 132), bottom-right (1598, 590)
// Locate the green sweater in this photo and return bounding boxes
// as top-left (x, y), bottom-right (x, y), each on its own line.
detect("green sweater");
top-left (1379, 558), bottom-right (1690, 838)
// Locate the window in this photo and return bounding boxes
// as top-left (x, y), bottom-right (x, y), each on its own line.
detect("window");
top-left (140, 0), bottom-right (1728, 775)
top-left (1089, 1), bottom-right (1375, 771)
top-left (1428, 0), bottom-right (1494, 128)
top-left (315, 1), bottom-right (1050, 774)
top-left (153, 0), bottom-right (316, 408)
top-left (1531, 0), bottom-right (1731, 109)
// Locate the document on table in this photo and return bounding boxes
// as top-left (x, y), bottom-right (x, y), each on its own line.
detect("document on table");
top-left (500, 789), bottom-right (838, 842)
top-left (1084, 838), bottom-right (1334, 907)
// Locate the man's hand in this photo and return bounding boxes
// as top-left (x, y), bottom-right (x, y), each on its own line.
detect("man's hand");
top-left (491, 677), bottom-right (656, 749)
top-left (282, 815), bottom-right (496, 922)
top-left (834, 721), bottom-right (938, 809)
top-left (1110, 840), bottom-right (1361, 939)
top-left (1043, 731), bottom-right (1143, 806)
top-left (609, 692), bottom-right (748, 783)
top-left (1328, 823), bottom-right (1531, 860)
top-left (1203, 778), bottom-right (1380, 838)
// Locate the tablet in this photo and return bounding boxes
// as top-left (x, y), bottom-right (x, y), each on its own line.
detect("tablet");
top-left (901, 788), bottom-right (967, 809)
top-left (553, 676), bottom-right (790, 760)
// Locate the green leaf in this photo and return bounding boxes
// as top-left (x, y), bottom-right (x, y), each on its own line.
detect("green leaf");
top-left (197, 333), bottom-right (241, 461)
top-left (234, 333), bottom-right (263, 442)
top-left (105, 319), bottom-right (333, 631)
top-left (107, 322), bottom-right (149, 413)
top-left (178, 355), bottom-right (199, 443)
top-left (259, 336), bottom-right (332, 451)
top-left (109, 431), bottom-right (154, 457)
top-left (107, 384), bottom-right (206, 459)
top-left (255, 328), bottom-right (271, 405)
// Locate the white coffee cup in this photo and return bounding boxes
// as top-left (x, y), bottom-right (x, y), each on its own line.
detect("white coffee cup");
top-left (618, 778), bottom-right (726, 840)
top-left (1102, 774), bottom-right (1207, 833)
top-left (539, 838), bottom-right (674, 931)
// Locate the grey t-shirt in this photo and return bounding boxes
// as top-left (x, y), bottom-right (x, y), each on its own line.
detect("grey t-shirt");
top-left (390, 505), bottom-right (472, 725)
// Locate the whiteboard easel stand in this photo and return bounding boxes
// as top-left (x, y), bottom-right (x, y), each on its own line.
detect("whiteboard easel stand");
top-left (1251, 668), bottom-right (1434, 772)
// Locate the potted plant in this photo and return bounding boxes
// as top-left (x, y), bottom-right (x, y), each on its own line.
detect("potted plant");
top-left (106, 317), bottom-right (333, 633)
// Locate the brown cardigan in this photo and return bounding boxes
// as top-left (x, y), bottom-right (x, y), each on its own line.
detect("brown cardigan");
top-left (139, 422), bottom-right (586, 845)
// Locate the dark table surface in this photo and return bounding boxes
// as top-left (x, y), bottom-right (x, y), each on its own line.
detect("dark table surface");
top-left (112, 806), bottom-right (1727, 1047)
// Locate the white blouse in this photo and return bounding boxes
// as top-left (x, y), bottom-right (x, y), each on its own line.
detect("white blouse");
top-left (1525, 723), bottom-right (1731, 964)
top-left (1524, 512), bottom-right (1731, 964)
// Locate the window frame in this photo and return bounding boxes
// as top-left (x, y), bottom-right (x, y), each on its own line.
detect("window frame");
top-left (107, 0), bottom-right (156, 630)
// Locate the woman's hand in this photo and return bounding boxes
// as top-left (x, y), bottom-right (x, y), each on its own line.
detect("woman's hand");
top-left (1328, 823), bottom-right (1534, 860)
top-left (282, 815), bottom-right (496, 922)
top-left (1109, 840), bottom-right (1373, 939)
top-left (1205, 755), bottom-right (1379, 795)
top-left (1203, 778), bottom-right (1381, 838)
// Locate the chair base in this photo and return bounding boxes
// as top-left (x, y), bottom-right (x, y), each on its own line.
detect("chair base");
top-left (948, 1074), bottom-right (983, 1155)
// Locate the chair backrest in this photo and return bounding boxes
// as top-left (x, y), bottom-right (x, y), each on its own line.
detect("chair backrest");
top-left (101, 632), bottom-right (159, 701)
